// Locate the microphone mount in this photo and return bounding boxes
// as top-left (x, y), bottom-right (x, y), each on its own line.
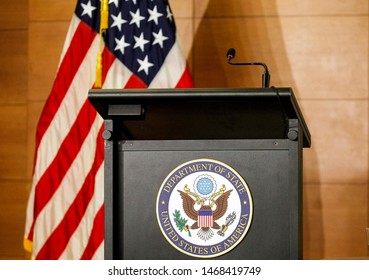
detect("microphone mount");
top-left (227, 48), bottom-right (271, 88)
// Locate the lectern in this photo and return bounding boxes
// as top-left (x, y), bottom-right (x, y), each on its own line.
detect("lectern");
top-left (88, 87), bottom-right (311, 260)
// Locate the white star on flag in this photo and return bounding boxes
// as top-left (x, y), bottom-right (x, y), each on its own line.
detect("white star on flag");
top-left (148, 6), bottom-right (163, 25)
top-left (166, 5), bottom-right (173, 21)
top-left (114, 35), bottom-right (130, 54)
top-left (137, 55), bottom-right (154, 75)
top-left (81, 0), bottom-right (96, 18)
top-left (134, 32), bottom-right (150, 52)
top-left (111, 12), bottom-right (127, 31)
top-left (129, 9), bottom-right (145, 28)
top-left (152, 29), bottom-right (168, 48)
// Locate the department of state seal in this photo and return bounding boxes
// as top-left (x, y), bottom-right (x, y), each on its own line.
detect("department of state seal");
top-left (156, 158), bottom-right (253, 258)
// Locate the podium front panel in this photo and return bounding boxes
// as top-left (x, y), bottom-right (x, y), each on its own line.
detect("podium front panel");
top-left (112, 139), bottom-right (301, 260)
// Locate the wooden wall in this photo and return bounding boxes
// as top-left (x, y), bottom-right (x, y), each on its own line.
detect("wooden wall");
top-left (0, 0), bottom-right (367, 259)
top-left (0, 0), bottom-right (29, 259)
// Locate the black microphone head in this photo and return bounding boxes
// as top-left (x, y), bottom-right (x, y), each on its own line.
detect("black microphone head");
top-left (227, 48), bottom-right (236, 61)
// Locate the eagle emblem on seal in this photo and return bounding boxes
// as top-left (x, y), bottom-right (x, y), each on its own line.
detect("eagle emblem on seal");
top-left (176, 175), bottom-right (236, 241)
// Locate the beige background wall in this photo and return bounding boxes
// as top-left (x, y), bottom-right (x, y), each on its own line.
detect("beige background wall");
top-left (0, 0), bottom-right (368, 259)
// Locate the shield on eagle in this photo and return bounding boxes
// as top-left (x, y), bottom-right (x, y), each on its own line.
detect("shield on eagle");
top-left (178, 189), bottom-right (232, 241)
top-left (198, 209), bottom-right (213, 227)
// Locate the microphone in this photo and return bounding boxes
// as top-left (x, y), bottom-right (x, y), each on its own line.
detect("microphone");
top-left (226, 48), bottom-right (271, 88)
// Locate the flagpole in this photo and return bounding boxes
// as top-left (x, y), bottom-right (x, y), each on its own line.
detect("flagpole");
top-left (94, 0), bottom-right (109, 88)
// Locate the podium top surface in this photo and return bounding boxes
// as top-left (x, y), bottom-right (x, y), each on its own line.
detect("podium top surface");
top-left (88, 87), bottom-right (311, 147)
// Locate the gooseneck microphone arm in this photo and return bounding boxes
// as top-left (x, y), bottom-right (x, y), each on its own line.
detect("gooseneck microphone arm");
top-left (226, 48), bottom-right (271, 88)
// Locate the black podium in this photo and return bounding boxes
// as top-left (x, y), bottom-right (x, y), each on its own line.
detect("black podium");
top-left (88, 87), bottom-right (311, 260)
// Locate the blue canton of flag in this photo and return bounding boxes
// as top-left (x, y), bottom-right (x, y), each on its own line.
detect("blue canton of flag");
top-left (76, 0), bottom-right (179, 86)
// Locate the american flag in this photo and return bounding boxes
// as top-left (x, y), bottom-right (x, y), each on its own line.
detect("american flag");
top-left (198, 210), bottom-right (213, 228)
top-left (24, 0), bottom-right (193, 260)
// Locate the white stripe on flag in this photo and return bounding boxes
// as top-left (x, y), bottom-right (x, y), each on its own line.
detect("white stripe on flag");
top-left (103, 58), bottom-right (133, 89)
top-left (32, 115), bottom-right (103, 255)
top-left (92, 240), bottom-right (104, 260)
top-left (58, 15), bottom-right (81, 69)
top-left (59, 160), bottom-right (104, 259)
top-left (32, 37), bottom-right (100, 184)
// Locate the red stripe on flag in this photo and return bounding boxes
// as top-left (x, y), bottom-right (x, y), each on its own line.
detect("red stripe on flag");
top-left (175, 64), bottom-right (194, 88)
top-left (34, 21), bottom-right (97, 150)
top-left (28, 100), bottom-right (97, 242)
top-left (101, 48), bottom-right (116, 84)
top-left (28, 44), bottom-right (117, 243)
top-left (80, 204), bottom-right (104, 260)
top-left (125, 74), bottom-right (148, 89)
top-left (35, 125), bottom-right (105, 259)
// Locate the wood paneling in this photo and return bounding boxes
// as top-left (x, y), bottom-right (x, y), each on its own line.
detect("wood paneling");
top-left (29, 0), bottom-right (75, 21)
top-left (193, 16), bottom-right (293, 88)
top-left (193, 16), bottom-right (368, 100)
top-left (170, 0), bottom-right (193, 18)
top-left (0, 1), bottom-right (28, 29)
top-left (279, 16), bottom-right (368, 99)
top-left (195, 0), bottom-right (368, 17)
top-left (0, 105), bottom-right (27, 181)
top-left (28, 22), bottom-right (70, 101)
top-left (0, 181), bottom-right (28, 260)
top-left (304, 183), bottom-right (368, 259)
top-left (174, 19), bottom-right (193, 61)
top-left (0, 0), bottom-right (29, 261)
top-left (302, 100), bottom-right (368, 184)
top-left (0, 30), bottom-right (28, 104)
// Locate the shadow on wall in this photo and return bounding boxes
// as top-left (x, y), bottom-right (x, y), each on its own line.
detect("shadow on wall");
top-left (191, 0), bottom-right (323, 259)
